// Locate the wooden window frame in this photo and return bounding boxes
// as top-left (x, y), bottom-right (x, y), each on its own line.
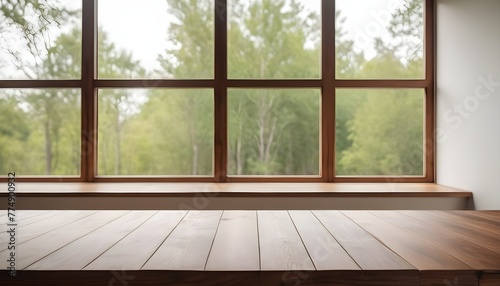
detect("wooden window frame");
top-left (0, 0), bottom-right (435, 183)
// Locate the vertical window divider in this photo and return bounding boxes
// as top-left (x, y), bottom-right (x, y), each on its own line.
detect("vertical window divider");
top-left (425, 0), bottom-right (436, 182)
top-left (322, 0), bottom-right (336, 182)
top-left (214, 0), bottom-right (228, 182)
top-left (81, 0), bottom-right (97, 182)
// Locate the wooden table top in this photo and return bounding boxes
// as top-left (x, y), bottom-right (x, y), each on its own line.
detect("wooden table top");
top-left (1, 210), bottom-right (499, 286)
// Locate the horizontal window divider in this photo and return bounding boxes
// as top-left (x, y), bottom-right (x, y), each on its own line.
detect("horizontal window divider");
top-left (226, 79), bottom-right (323, 88)
top-left (92, 177), bottom-right (217, 183)
top-left (334, 177), bottom-right (433, 183)
top-left (94, 79), bottom-right (217, 88)
top-left (333, 80), bottom-right (430, 88)
top-left (0, 80), bottom-right (82, 88)
top-left (226, 177), bottom-right (325, 183)
top-left (0, 177), bottom-right (83, 183)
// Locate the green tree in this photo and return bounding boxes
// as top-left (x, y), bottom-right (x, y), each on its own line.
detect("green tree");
top-left (97, 28), bottom-right (145, 175)
top-left (226, 0), bottom-right (321, 175)
top-left (0, 0), bottom-right (76, 78)
top-left (336, 0), bottom-right (425, 176)
top-left (337, 90), bottom-right (424, 176)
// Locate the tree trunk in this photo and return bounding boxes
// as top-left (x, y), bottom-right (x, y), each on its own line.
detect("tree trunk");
top-left (44, 120), bottom-right (52, 175)
top-left (187, 97), bottom-right (198, 175)
top-left (114, 104), bottom-right (122, 175)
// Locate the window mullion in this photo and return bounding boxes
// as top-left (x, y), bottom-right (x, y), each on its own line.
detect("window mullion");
top-left (81, 0), bottom-right (97, 182)
top-left (214, 0), bottom-right (228, 182)
top-left (323, 0), bottom-right (336, 182)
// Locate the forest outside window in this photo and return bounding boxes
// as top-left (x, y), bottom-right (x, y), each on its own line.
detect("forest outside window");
top-left (0, 0), bottom-right (434, 182)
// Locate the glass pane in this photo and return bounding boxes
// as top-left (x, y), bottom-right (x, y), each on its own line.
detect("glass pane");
top-left (336, 89), bottom-right (424, 176)
top-left (98, 89), bottom-right (214, 176)
top-left (335, 0), bottom-right (424, 79)
top-left (0, 89), bottom-right (81, 176)
top-left (228, 89), bottom-right (320, 176)
top-left (0, 0), bottom-right (82, 79)
top-left (98, 0), bottom-right (214, 79)
top-left (228, 0), bottom-right (321, 79)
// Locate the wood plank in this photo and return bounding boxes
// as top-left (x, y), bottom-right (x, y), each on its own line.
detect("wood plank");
top-left (0, 211), bottom-right (128, 269)
top-left (143, 210), bottom-right (222, 270)
top-left (12, 211), bottom-right (64, 228)
top-left (205, 211), bottom-right (260, 271)
top-left (258, 211), bottom-right (315, 271)
top-left (0, 211), bottom-right (98, 251)
top-left (439, 211), bottom-right (500, 235)
top-left (402, 211), bottom-right (500, 254)
top-left (262, 270), bottom-right (419, 286)
top-left (480, 273), bottom-right (500, 286)
top-left (461, 211), bottom-right (500, 229)
top-left (419, 271), bottom-right (478, 286)
top-left (373, 211), bottom-right (500, 270)
top-left (0, 270), bottom-right (261, 286)
top-left (1, 210), bottom-right (51, 225)
top-left (343, 211), bottom-right (472, 270)
top-left (27, 211), bottom-right (157, 270)
top-left (466, 211), bottom-right (500, 222)
top-left (313, 211), bottom-right (414, 270)
top-left (84, 211), bottom-right (187, 270)
top-left (288, 210), bottom-right (360, 270)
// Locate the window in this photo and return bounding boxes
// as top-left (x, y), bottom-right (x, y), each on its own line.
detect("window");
top-left (0, 0), bottom-right (434, 182)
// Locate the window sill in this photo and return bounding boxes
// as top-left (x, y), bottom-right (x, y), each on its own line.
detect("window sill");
top-left (2, 182), bottom-right (472, 198)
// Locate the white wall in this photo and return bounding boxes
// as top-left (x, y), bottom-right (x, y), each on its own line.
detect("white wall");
top-left (436, 0), bottom-right (500, 209)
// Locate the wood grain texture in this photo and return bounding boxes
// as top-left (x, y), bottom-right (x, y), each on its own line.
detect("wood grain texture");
top-left (1, 210), bottom-right (52, 225)
top-left (258, 211), bottom-right (315, 271)
top-left (4, 182), bottom-right (472, 197)
top-left (205, 211), bottom-right (260, 270)
top-left (0, 270), bottom-right (261, 286)
top-left (27, 211), bottom-right (156, 270)
top-left (467, 211), bottom-right (500, 220)
top-left (85, 211), bottom-right (187, 270)
top-left (288, 211), bottom-right (360, 270)
top-left (419, 271), bottom-right (478, 286)
top-left (373, 211), bottom-right (500, 270)
top-left (438, 211), bottom-right (500, 235)
top-left (0, 210), bottom-right (498, 286)
top-left (0, 211), bottom-right (98, 251)
top-left (0, 211), bottom-right (128, 269)
top-left (12, 211), bottom-right (63, 228)
top-left (342, 211), bottom-right (472, 270)
top-left (480, 273), bottom-right (500, 286)
top-left (313, 211), bottom-right (414, 270)
top-left (143, 210), bottom-right (222, 270)
top-left (262, 270), bottom-right (419, 286)
top-left (402, 211), bottom-right (500, 254)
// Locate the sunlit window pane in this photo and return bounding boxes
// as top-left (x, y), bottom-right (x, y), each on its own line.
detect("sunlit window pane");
top-left (0, 89), bottom-right (81, 176)
top-left (98, 89), bottom-right (214, 176)
top-left (98, 0), bottom-right (214, 79)
top-left (228, 0), bottom-right (321, 79)
top-left (335, 0), bottom-right (424, 79)
top-left (0, 0), bottom-right (82, 79)
top-left (228, 89), bottom-right (320, 176)
top-left (336, 89), bottom-right (424, 176)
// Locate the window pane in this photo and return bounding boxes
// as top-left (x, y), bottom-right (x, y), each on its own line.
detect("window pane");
top-left (228, 89), bottom-right (320, 176)
top-left (228, 0), bottom-right (321, 79)
top-left (98, 0), bottom-right (214, 79)
top-left (336, 89), bottom-right (424, 176)
top-left (335, 0), bottom-right (424, 79)
top-left (98, 89), bottom-right (214, 176)
top-left (0, 89), bottom-right (81, 176)
top-left (0, 0), bottom-right (82, 79)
